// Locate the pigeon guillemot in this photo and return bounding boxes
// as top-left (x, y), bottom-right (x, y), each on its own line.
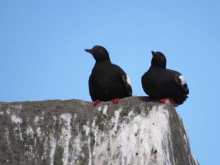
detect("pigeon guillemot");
top-left (141, 51), bottom-right (189, 107)
top-left (85, 45), bottom-right (132, 105)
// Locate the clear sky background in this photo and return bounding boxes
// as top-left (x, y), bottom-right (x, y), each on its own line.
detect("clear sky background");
top-left (1, 1), bottom-right (220, 164)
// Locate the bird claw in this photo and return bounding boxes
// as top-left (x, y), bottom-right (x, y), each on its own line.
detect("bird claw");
top-left (93, 100), bottom-right (101, 106)
top-left (160, 97), bottom-right (178, 107)
top-left (112, 98), bottom-right (119, 104)
top-left (160, 98), bottom-right (168, 104)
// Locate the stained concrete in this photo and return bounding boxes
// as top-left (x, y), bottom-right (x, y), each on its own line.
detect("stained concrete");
top-left (0, 96), bottom-right (199, 165)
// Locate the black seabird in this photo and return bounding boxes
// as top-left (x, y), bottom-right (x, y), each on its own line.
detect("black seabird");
top-left (85, 45), bottom-right (132, 105)
top-left (141, 51), bottom-right (189, 107)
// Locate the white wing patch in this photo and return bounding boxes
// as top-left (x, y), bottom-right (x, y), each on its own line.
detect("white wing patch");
top-left (179, 75), bottom-right (187, 86)
top-left (126, 75), bottom-right (132, 87)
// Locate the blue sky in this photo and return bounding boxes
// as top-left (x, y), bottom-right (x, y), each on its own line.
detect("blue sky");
top-left (1, 1), bottom-right (220, 164)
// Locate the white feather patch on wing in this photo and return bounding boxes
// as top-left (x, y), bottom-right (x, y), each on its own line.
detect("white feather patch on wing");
top-left (126, 75), bottom-right (132, 87)
top-left (179, 75), bottom-right (187, 86)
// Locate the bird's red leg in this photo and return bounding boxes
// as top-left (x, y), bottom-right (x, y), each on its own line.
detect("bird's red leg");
top-left (169, 98), bottom-right (178, 107)
top-left (160, 97), bottom-right (178, 107)
top-left (112, 98), bottom-right (119, 104)
top-left (160, 98), bottom-right (168, 104)
top-left (93, 100), bottom-right (101, 106)
top-left (147, 97), bottom-right (152, 101)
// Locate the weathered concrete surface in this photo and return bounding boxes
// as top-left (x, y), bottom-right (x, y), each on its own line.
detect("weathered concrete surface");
top-left (0, 96), bottom-right (199, 165)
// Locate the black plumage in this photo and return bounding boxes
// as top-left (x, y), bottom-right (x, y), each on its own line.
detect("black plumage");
top-left (85, 45), bottom-right (132, 105)
top-left (141, 51), bottom-right (189, 106)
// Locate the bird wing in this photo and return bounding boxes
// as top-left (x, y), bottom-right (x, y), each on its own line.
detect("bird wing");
top-left (88, 75), bottom-right (96, 101)
top-left (122, 74), bottom-right (133, 96)
top-left (174, 73), bottom-right (189, 94)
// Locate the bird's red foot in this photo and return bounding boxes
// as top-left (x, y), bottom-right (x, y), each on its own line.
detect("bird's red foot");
top-left (93, 100), bottom-right (101, 106)
top-left (112, 98), bottom-right (119, 104)
top-left (160, 97), bottom-right (178, 107)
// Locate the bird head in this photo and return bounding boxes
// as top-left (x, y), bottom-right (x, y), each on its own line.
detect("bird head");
top-left (85, 45), bottom-right (110, 63)
top-left (151, 51), bottom-right (166, 68)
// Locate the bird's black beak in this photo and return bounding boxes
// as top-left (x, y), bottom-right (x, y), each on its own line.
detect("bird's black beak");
top-left (85, 49), bottom-right (93, 54)
top-left (151, 51), bottom-right (156, 56)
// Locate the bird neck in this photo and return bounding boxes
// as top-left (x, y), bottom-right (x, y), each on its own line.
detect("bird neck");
top-left (95, 59), bottom-right (111, 65)
top-left (151, 65), bottom-right (166, 70)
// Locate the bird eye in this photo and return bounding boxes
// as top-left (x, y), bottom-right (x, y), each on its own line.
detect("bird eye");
top-left (161, 56), bottom-right (165, 60)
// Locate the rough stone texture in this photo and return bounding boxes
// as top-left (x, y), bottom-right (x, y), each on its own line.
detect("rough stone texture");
top-left (0, 96), bottom-right (199, 165)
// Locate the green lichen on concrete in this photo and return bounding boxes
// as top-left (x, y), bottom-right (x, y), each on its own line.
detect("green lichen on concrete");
top-left (34, 137), bottom-right (45, 159)
top-left (23, 134), bottom-right (35, 148)
top-left (76, 154), bottom-right (88, 165)
top-left (41, 158), bottom-right (50, 165)
top-left (95, 115), bottom-right (106, 132)
top-left (90, 132), bottom-right (96, 148)
top-left (54, 146), bottom-right (64, 165)
top-left (0, 145), bottom-right (13, 164)
top-left (97, 120), bottom-right (105, 132)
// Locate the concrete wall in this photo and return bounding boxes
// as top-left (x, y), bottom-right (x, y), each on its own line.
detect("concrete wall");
top-left (0, 96), bottom-right (199, 165)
